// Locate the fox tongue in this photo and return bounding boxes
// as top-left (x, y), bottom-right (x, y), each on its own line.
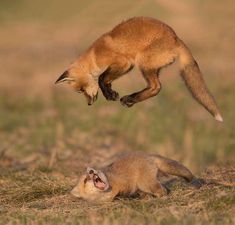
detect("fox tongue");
top-left (94, 180), bottom-right (107, 190)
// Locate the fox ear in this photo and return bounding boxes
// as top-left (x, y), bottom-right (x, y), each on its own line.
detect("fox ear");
top-left (55, 70), bottom-right (75, 84)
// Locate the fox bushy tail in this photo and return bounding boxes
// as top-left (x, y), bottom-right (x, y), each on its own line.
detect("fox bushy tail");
top-left (177, 39), bottom-right (223, 122)
top-left (153, 155), bottom-right (194, 182)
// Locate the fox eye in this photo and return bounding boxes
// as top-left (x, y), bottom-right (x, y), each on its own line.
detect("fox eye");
top-left (81, 88), bottom-right (85, 93)
top-left (95, 177), bottom-right (99, 183)
top-left (89, 169), bottom-right (94, 174)
top-left (76, 88), bottom-right (84, 94)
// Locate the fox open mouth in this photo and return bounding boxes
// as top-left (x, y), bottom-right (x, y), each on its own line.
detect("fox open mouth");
top-left (93, 174), bottom-right (108, 190)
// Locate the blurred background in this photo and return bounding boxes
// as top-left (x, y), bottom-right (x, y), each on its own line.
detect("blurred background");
top-left (0, 0), bottom-right (234, 174)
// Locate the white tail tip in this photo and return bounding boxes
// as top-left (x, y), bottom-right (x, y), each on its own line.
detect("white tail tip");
top-left (215, 114), bottom-right (223, 122)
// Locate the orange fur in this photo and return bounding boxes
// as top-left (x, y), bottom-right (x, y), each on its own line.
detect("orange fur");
top-left (56, 17), bottom-right (222, 121)
top-left (71, 152), bottom-right (196, 202)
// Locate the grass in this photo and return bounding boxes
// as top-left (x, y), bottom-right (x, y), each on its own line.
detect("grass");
top-left (0, 165), bottom-right (234, 225)
top-left (0, 0), bottom-right (235, 224)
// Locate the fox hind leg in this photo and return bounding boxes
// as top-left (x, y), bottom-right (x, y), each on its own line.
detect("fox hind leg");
top-left (137, 168), bottom-right (168, 198)
top-left (120, 44), bottom-right (177, 107)
top-left (138, 178), bottom-right (168, 198)
top-left (120, 69), bottom-right (162, 107)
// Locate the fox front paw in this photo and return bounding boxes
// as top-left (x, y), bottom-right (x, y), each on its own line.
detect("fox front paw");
top-left (120, 96), bottom-right (135, 107)
top-left (104, 89), bottom-right (119, 101)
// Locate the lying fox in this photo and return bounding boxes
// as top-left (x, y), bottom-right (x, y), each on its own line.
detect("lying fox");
top-left (71, 152), bottom-right (200, 202)
top-left (55, 17), bottom-right (223, 122)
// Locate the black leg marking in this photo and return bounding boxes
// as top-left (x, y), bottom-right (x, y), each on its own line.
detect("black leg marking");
top-left (99, 72), bottom-right (119, 101)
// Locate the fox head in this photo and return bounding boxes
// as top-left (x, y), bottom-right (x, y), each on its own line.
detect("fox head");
top-left (71, 167), bottom-right (112, 202)
top-left (55, 57), bottom-right (99, 105)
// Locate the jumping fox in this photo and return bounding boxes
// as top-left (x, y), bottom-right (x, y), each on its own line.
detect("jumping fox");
top-left (71, 152), bottom-right (199, 202)
top-left (55, 17), bottom-right (223, 122)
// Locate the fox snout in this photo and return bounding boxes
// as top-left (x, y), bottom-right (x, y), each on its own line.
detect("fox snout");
top-left (84, 91), bottom-right (98, 106)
